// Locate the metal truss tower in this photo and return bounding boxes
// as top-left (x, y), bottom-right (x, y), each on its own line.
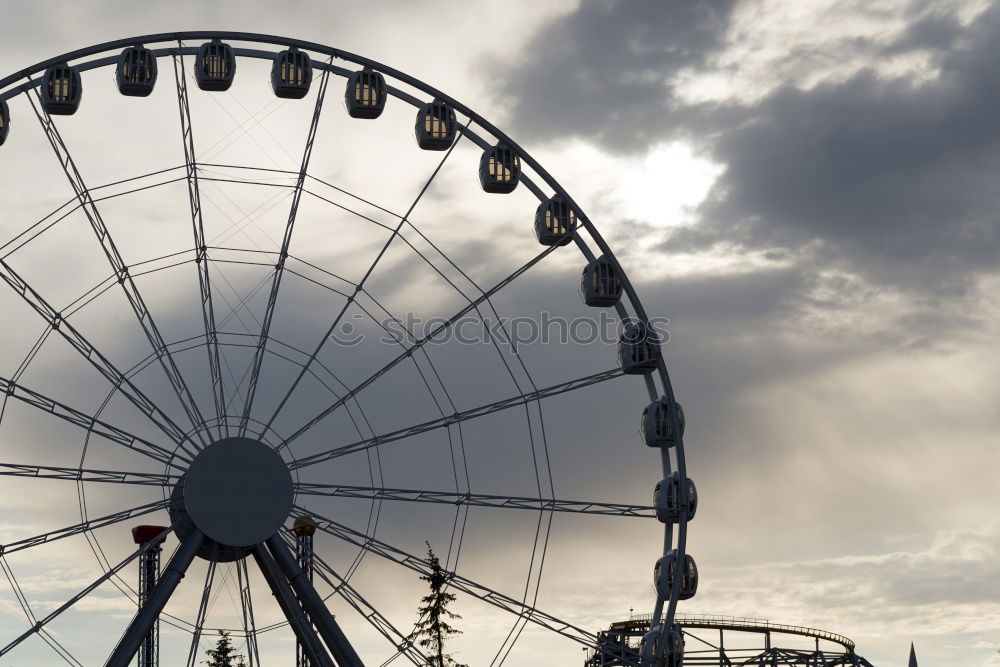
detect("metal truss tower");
top-left (132, 526), bottom-right (167, 667)
top-left (294, 515), bottom-right (318, 667)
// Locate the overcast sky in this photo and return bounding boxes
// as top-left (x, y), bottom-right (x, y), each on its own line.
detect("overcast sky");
top-left (0, 2), bottom-right (998, 666)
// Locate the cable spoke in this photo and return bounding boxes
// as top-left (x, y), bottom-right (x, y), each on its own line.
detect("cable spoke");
top-left (0, 499), bottom-right (169, 557)
top-left (0, 526), bottom-right (173, 659)
top-left (283, 532), bottom-right (427, 666)
top-left (26, 89), bottom-right (211, 447)
top-left (295, 504), bottom-right (599, 649)
top-left (0, 374), bottom-right (190, 469)
top-left (277, 241), bottom-right (560, 451)
top-left (0, 258), bottom-right (199, 459)
top-left (236, 556), bottom-right (261, 667)
top-left (261, 118), bottom-right (470, 439)
top-left (0, 557), bottom-right (84, 666)
top-left (295, 483), bottom-right (654, 518)
top-left (0, 462), bottom-right (174, 486)
top-left (238, 59), bottom-right (334, 436)
top-left (173, 51), bottom-right (227, 440)
top-left (290, 368), bottom-right (623, 469)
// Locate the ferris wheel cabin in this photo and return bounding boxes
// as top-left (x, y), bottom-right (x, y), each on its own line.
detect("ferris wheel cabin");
top-left (116, 45), bottom-right (158, 97)
top-left (534, 194), bottom-right (577, 246)
top-left (654, 472), bottom-right (698, 523)
top-left (271, 47), bottom-right (312, 99)
top-left (195, 39), bottom-right (236, 91)
top-left (655, 550), bottom-right (699, 600)
top-left (618, 321), bottom-right (661, 374)
top-left (639, 628), bottom-right (683, 667)
top-left (415, 100), bottom-right (457, 150)
top-left (41, 64), bottom-right (82, 115)
top-left (581, 255), bottom-right (624, 307)
top-left (345, 68), bottom-right (387, 118)
top-left (479, 143), bottom-right (521, 193)
top-left (642, 397), bottom-right (685, 447)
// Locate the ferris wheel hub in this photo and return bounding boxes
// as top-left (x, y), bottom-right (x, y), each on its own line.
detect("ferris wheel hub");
top-left (180, 436), bottom-right (294, 548)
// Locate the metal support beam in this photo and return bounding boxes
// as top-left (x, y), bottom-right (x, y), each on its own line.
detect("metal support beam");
top-left (252, 544), bottom-right (335, 667)
top-left (295, 525), bottom-right (315, 667)
top-left (239, 60), bottom-right (333, 436)
top-left (266, 534), bottom-right (364, 667)
top-left (173, 50), bottom-right (227, 440)
top-left (290, 368), bottom-right (624, 468)
top-left (105, 530), bottom-right (205, 667)
top-left (135, 531), bottom-right (164, 667)
top-left (27, 90), bottom-right (211, 447)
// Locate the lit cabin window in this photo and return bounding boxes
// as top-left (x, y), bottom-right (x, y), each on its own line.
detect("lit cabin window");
top-left (195, 39), bottom-right (236, 92)
top-left (654, 473), bottom-right (697, 523)
top-left (640, 629), bottom-right (683, 667)
top-left (534, 195), bottom-right (577, 246)
top-left (415, 100), bottom-right (457, 150)
top-left (41, 64), bottom-right (82, 115)
top-left (345, 69), bottom-right (387, 118)
top-left (271, 48), bottom-right (312, 99)
top-left (0, 99), bottom-right (8, 146)
top-left (654, 550), bottom-right (698, 600)
top-left (618, 321), bottom-right (660, 375)
top-left (641, 397), bottom-right (684, 447)
top-left (116, 45), bottom-right (157, 97)
top-left (479, 143), bottom-right (520, 193)
top-left (580, 255), bottom-right (622, 307)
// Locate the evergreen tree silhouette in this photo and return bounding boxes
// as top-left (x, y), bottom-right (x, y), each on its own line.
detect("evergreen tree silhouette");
top-left (203, 630), bottom-right (247, 667)
top-left (412, 542), bottom-right (467, 667)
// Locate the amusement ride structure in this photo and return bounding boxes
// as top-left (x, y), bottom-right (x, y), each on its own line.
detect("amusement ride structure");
top-left (0, 33), bottom-right (694, 666)
top-left (586, 613), bottom-right (876, 666)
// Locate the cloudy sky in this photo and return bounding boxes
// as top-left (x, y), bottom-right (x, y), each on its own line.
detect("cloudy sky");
top-left (0, 1), bottom-right (998, 666)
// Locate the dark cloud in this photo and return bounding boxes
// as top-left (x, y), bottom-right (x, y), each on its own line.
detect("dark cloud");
top-left (682, 5), bottom-right (1000, 293)
top-left (496, 1), bottom-right (1000, 296)
top-left (489, 0), bottom-right (739, 153)
top-left (577, 5), bottom-right (1000, 319)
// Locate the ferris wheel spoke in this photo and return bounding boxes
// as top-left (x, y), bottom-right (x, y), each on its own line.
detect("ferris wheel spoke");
top-left (276, 241), bottom-right (561, 451)
top-left (289, 367), bottom-right (623, 468)
top-left (284, 532), bottom-right (428, 666)
top-left (173, 52), bottom-right (227, 440)
top-left (0, 526), bottom-right (173, 660)
top-left (25, 91), bottom-right (212, 448)
top-left (295, 505), bottom-right (601, 651)
top-left (237, 59), bottom-right (335, 437)
top-left (294, 483), bottom-right (655, 518)
top-left (0, 557), bottom-right (85, 666)
top-left (260, 118), bottom-right (471, 440)
top-left (0, 258), bottom-right (201, 457)
top-left (0, 499), bottom-right (169, 557)
top-left (0, 462), bottom-right (174, 486)
top-left (236, 556), bottom-right (262, 667)
top-left (0, 374), bottom-right (190, 469)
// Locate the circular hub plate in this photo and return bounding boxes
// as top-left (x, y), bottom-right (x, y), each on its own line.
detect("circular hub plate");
top-left (183, 437), bottom-right (293, 547)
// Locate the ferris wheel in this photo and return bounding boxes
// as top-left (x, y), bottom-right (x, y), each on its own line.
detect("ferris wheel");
top-left (0, 33), bottom-right (696, 667)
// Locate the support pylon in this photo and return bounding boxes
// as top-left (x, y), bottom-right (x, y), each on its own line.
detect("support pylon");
top-left (294, 515), bottom-right (318, 667)
top-left (131, 525), bottom-right (168, 667)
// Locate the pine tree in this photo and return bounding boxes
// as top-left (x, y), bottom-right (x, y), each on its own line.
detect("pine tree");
top-left (412, 542), bottom-right (467, 667)
top-left (203, 630), bottom-right (248, 667)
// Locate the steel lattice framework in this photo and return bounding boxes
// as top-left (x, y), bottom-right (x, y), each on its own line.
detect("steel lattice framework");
top-left (588, 614), bottom-right (877, 667)
top-left (0, 32), bottom-right (695, 666)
